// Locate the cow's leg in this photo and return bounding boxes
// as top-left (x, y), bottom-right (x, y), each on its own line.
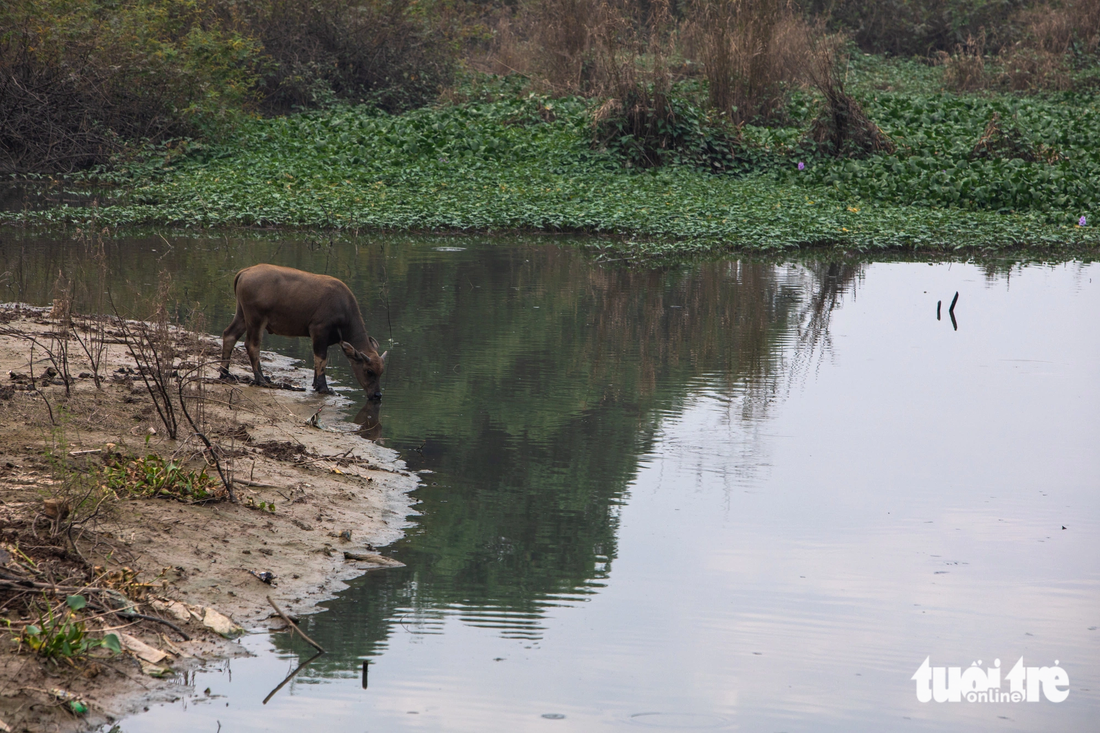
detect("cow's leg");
top-left (220, 304), bottom-right (247, 379)
top-left (245, 322), bottom-right (270, 385)
top-left (310, 327), bottom-right (334, 394)
top-left (312, 352), bottom-right (334, 394)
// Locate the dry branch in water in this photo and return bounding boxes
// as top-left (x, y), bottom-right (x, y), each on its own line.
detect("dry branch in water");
top-left (267, 595), bottom-right (326, 653)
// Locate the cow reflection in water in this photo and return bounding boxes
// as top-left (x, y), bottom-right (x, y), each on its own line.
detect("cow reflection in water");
top-left (353, 401), bottom-right (383, 441)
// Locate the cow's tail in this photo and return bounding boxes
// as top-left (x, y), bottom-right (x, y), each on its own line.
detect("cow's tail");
top-left (232, 269), bottom-right (244, 295)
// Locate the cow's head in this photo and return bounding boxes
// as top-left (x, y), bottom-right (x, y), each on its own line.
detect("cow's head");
top-left (342, 338), bottom-right (388, 400)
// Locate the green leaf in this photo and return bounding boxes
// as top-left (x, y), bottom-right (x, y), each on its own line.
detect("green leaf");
top-left (66, 595), bottom-right (87, 611)
top-left (102, 633), bottom-right (122, 654)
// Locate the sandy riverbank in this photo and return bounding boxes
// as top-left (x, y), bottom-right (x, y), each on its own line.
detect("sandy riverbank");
top-left (0, 304), bottom-right (418, 732)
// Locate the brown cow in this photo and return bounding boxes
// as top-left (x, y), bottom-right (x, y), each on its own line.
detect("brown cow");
top-left (220, 264), bottom-right (388, 398)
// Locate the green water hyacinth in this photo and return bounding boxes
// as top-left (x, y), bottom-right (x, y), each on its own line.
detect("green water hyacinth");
top-left (7, 69), bottom-right (1100, 256)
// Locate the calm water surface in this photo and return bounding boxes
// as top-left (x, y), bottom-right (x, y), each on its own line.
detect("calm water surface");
top-left (2, 234), bottom-right (1097, 732)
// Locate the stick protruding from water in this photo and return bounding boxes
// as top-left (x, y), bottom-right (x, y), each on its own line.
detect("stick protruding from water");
top-left (267, 595), bottom-right (326, 653)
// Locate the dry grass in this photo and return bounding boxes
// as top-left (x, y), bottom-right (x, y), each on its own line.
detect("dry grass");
top-left (937, 31), bottom-right (988, 92)
top-left (970, 111), bottom-right (1066, 164)
top-left (474, 0), bottom-right (815, 135)
top-left (997, 46), bottom-right (1072, 92)
top-left (805, 34), bottom-right (894, 158)
top-left (936, 0), bottom-right (1100, 94)
top-left (996, 6), bottom-right (1075, 92)
top-left (471, 0), bottom-right (603, 93)
top-left (682, 0), bottom-right (809, 125)
top-left (587, 0), bottom-right (683, 167)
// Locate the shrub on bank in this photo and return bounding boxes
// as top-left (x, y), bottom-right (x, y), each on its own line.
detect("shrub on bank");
top-left (0, 0), bottom-right (457, 173)
top-left (0, 0), bottom-right (262, 173)
top-left (234, 0), bottom-right (457, 114)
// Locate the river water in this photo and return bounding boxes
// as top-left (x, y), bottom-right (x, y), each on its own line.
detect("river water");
top-left (2, 232), bottom-right (1097, 732)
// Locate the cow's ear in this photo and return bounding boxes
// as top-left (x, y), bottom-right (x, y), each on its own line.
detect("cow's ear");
top-left (341, 341), bottom-right (364, 362)
top-left (369, 336), bottom-right (380, 350)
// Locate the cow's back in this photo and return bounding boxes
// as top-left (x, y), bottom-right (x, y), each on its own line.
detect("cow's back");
top-left (234, 264), bottom-right (356, 338)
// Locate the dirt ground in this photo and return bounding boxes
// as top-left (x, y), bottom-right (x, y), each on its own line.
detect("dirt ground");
top-left (0, 304), bottom-right (418, 732)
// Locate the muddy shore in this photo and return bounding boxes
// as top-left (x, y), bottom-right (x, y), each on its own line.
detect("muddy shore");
top-left (0, 304), bottom-right (418, 732)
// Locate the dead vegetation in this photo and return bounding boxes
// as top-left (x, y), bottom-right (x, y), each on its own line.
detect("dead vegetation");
top-left (970, 112), bottom-right (1065, 164)
top-left (0, 456), bottom-right (241, 731)
top-left (682, 0), bottom-right (808, 125)
top-left (805, 35), bottom-right (895, 158)
top-left (937, 31), bottom-right (988, 93)
top-left (936, 0), bottom-right (1100, 93)
top-left (0, 297), bottom-right (247, 684)
top-left (239, 0), bottom-right (457, 113)
top-left (477, 0), bottom-right (814, 126)
top-left (475, 0), bottom-right (909, 162)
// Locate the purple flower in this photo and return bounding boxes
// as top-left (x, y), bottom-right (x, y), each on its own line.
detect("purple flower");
top-left (1079, 215), bottom-right (1087, 227)
top-left (797, 161), bottom-right (805, 171)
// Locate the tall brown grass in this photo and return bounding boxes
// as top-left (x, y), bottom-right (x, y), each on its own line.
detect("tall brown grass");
top-left (936, 0), bottom-right (1100, 94)
top-left (683, 0), bottom-right (808, 125)
top-left (473, 0), bottom-right (624, 95)
top-left (472, 0), bottom-right (686, 166)
top-left (937, 31), bottom-right (988, 92)
top-left (476, 0), bottom-right (811, 127)
top-left (799, 0), bottom-right (1029, 58)
top-left (587, 0), bottom-right (684, 167)
top-left (995, 1), bottom-right (1084, 92)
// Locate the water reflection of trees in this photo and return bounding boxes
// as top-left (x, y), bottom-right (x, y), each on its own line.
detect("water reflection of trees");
top-left (788, 260), bottom-right (863, 386)
top-left (283, 246), bottom-right (867, 675)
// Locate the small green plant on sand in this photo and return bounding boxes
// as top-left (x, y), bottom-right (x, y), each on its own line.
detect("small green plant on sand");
top-left (245, 496), bottom-right (276, 513)
top-left (101, 453), bottom-right (223, 503)
top-left (21, 594), bottom-right (122, 662)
